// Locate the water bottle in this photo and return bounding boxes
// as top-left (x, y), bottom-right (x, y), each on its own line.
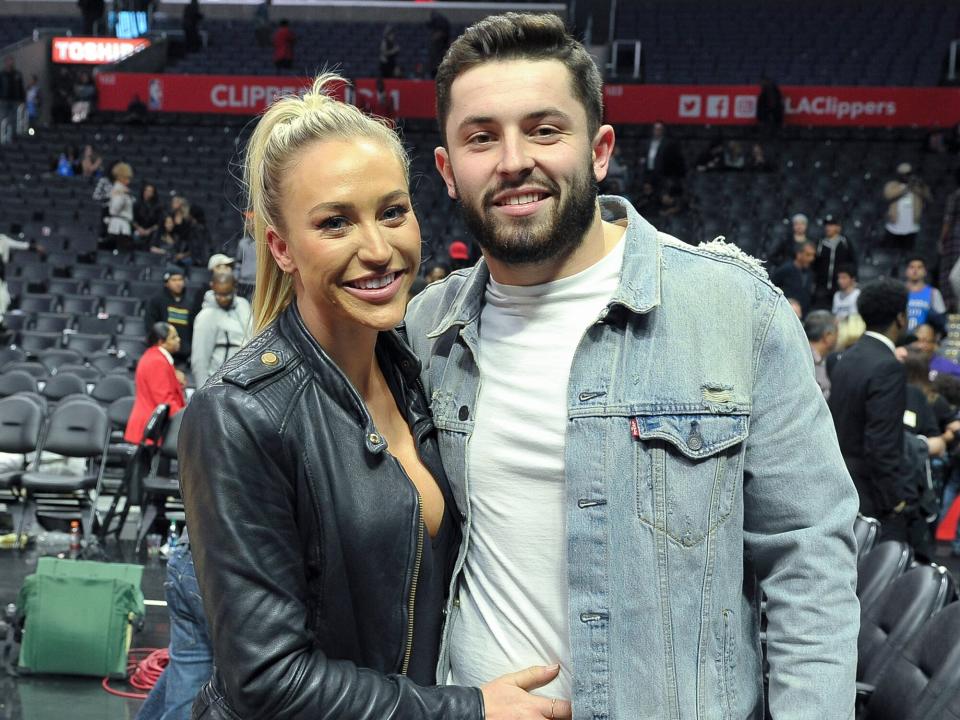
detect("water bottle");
top-left (69, 520), bottom-right (81, 558)
top-left (167, 521), bottom-right (179, 552)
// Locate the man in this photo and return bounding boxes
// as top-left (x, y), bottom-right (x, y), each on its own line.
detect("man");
top-left (913, 322), bottom-right (960, 379)
top-left (190, 272), bottom-right (252, 387)
top-left (641, 121), bottom-right (685, 189)
top-left (829, 279), bottom-right (913, 535)
top-left (771, 240), bottom-right (816, 316)
top-left (884, 162), bottom-right (932, 256)
top-left (0, 56), bottom-right (25, 128)
top-left (832, 264), bottom-right (860, 320)
top-left (145, 267), bottom-right (194, 365)
top-left (191, 252), bottom-right (235, 314)
top-left (813, 215), bottom-right (856, 309)
top-left (805, 310), bottom-right (837, 399)
top-left (404, 13), bottom-right (859, 719)
top-left (904, 256), bottom-right (945, 331)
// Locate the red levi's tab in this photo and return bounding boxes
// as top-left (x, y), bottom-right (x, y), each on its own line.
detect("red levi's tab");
top-left (630, 418), bottom-right (640, 439)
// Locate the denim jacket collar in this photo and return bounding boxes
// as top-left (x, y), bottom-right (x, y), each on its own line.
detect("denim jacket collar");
top-left (426, 195), bottom-right (661, 339)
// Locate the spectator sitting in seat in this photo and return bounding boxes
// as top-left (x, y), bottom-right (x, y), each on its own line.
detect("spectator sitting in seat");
top-left (832, 265), bottom-right (860, 320)
top-left (190, 272), bottom-right (252, 387)
top-left (658, 181), bottom-right (687, 218)
top-left (694, 137), bottom-right (724, 173)
top-left (134, 183), bottom-right (163, 248)
top-left (748, 143), bottom-right (772, 172)
top-left (723, 140), bottom-right (746, 171)
top-left (150, 215), bottom-right (188, 263)
top-left (424, 263), bottom-right (449, 284)
top-left (772, 241), bottom-right (816, 317)
top-left (80, 144), bottom-right (102, 178)
top-left (912, 322), bottom-right (960, 379)
top-left (144, 267), bottom-right (194, 365)
top-left (641, 121), bottom-right (685, 187)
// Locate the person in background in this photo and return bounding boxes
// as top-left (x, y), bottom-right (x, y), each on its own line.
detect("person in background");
top-left (272, 19), bottom-right (295, 71)
top-left (770, 212), bottom-right (813, 266)
top-left (424, 263), bottom-right (450, 284)
top-left (813, 215), bottom-right (856, 309)
top-left (884, 162), bottom-right (932, 258)
top-left (447, 239), bottom-right (472, 271)
top-left (144, 267), bottom-right (194, 365)
top-left (379, 25), bottom-right (400, 78)
top-left (756, 76), bottom-right (784, 136)
top-left (80, 144), bottom-right (102, 178)
top-left (912, 322), bottom-right (960, 379)
top-left (134, 183), bottom-right (163, 248)
top-left (905, 256), bottom-right (945, 331)
top-left (105, 162), bottom-right (135, 252)
top-left (190, 272), bottom-right (252, 387)
top-left (124, 322), bottom-right (186, 444)
top-left (0, 56), bottom-right (25, 128)
top-left (772, 241), bottom-right (816, 316)
top-left (940, 167), bottom-right (960, 311)
top-left (829, 278), bottom-right (912, 538)
top-left (805, 310), bottom-right (837, 399)
top-left (24, 74), bottom-right (40, 127)
top-left (235, 214), bottom-right (257, 300)
top-left (254, 0), bottom-right (272, 47)
top-left (183, 0), bottom-right (204, 52)
top-left (832, 265), bottom-right (860, 320)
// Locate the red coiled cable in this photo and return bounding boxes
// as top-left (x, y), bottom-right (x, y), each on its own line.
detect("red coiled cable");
top-left (101, 647), bottom-right (168, 699)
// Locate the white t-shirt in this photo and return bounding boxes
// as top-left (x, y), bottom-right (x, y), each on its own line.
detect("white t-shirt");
top-left (832, 287), bottom-right (860, 319)
top-left (886, 191), bottom-right (919, 235)
top-left (447, 239), bottom-right (625, 700)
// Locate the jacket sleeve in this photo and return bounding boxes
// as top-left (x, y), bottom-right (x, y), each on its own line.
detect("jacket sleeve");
top-left (189, 310), bottom-right (212, 386)
top-left (179, 385), bottom-right (484, 720)
top-left (863, 362), bottom-right (907, 511)
top-left (742, 294), bottom-right (859, 719)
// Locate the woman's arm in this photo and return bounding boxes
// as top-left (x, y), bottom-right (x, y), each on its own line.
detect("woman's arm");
top-left (179, 385), bottom-right (484, 720)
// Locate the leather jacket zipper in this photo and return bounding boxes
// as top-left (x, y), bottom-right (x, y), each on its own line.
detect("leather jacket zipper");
top-left (400, 493), bottom-right (424, 675)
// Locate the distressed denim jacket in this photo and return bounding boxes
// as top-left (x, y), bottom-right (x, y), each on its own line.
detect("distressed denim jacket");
top-left (403, 196), bottom-right (860, 720)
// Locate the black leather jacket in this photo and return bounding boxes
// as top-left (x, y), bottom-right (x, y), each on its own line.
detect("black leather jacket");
top-left (179, 303), bottom-right (484, 719)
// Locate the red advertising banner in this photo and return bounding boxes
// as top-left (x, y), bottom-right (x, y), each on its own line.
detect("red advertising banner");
top-left (95, 72), bottom-right (960, 127)
top-left (53, 37), bottom-right (150, 65)
top-left (95, 73), bottom-right (435, 117)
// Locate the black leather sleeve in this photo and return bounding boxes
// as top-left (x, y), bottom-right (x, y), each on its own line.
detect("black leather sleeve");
top-left (179, 384), bottom-right (484, 720)
top-left (863, 362), bottom-right (907, 512)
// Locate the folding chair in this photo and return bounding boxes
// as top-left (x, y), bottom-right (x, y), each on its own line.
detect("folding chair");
top-left (135, 409), bottom-right (184, 551)
top-left (99, 404), bottom-right (169, 544)
top-left (90, 374), bottom-right (136, 405)
top-left (0, 395), bottom-right (45, 537)
top-left (0, 370), bottom-right (40, 397)
top-left (40, 373), bottom-right (88, 404)
top-left (36, 348), bottom-right (84, 375)
top-left (18, 400), bottom-right (111, 547)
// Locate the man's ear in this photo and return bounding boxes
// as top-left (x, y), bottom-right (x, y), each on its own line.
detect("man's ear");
top-left (266, 226), bottom-right (296, 275)
top-left (591, 124), bottom-right (616, 183)
top-left (435, 146), bottom-right (458, 200)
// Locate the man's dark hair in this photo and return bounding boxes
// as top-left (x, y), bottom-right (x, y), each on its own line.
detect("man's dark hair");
top-left (856, 278), bottom-right (908, 332)
top-left (147, 321), bottom-right (172, 346)
top-left (435, 13), bottom-right (603, 146)
top-left (904, 255), bottom-right (926, 268)
top-left (836, 263), bottom-right (857, 280)
top-left (804, 310), bottom-right (836, 342)
top-left (794, 240), bottom-right (816, 257)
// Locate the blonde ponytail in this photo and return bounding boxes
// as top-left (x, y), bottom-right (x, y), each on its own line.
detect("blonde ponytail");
top-left (244, 73), bottom-right (410, 332)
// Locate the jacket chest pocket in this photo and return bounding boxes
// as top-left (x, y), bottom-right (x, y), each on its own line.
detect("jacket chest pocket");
top-left (634, 413), bottom-right (748, 547)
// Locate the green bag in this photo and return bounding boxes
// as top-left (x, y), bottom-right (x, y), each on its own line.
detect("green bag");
top-left (16, 557), bottom-right (145, 678)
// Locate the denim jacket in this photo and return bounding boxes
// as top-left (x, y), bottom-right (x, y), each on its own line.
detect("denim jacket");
top-left (403, 196), bottom-right (860, 720)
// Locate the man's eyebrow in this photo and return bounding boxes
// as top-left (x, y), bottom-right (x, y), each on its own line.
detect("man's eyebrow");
top-left (307, 190), bottom-right (410, 215)
top-left (457, 108), bottom-right (573, 133)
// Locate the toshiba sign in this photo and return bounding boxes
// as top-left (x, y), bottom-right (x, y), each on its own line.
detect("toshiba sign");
top-left (52, 37), bottom-right (150, 65)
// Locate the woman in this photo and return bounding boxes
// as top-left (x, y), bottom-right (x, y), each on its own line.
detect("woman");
top-left (179, 75), bottom-right (567, 720)
top-left (105, 162), bottom-right (135, 253)
top-left (124, 322), bottom-right (186, 444)
top-left (80, 144), bottom-right (103, 178)
top-left (134, 183), bottom-right (163, 248)
top-left (150, 215), bottom-right (185, 261)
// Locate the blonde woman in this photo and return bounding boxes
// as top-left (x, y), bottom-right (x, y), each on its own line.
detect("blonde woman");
top-left (106, 161), bottom-right (135, 252)
top-left (179, 75), bottom-right (569, 720)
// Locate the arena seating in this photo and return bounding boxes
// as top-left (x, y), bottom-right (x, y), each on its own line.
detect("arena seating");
top-left (615, 0), bottom-right (958, 86)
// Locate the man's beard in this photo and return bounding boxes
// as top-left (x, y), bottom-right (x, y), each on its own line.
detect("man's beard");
top-left (455, 162), bottom-right (598, 266)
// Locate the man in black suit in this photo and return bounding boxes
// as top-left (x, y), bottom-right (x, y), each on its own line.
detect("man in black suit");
top-left (828, 278), bottom-right (911, 539)
top-left (642, 121), bottom-right (686, 189)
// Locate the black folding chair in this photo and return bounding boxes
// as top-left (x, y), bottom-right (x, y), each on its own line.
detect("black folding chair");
top-left (0, 395), bottom-right (45, 537)
top-left (135, 410), bottom-right (184, 552)
top-left (17, 399), bottom-right (111, 547)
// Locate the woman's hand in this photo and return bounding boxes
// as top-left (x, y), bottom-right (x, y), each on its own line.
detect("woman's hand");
top-left (481, 665), bottom-right (572, 720)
